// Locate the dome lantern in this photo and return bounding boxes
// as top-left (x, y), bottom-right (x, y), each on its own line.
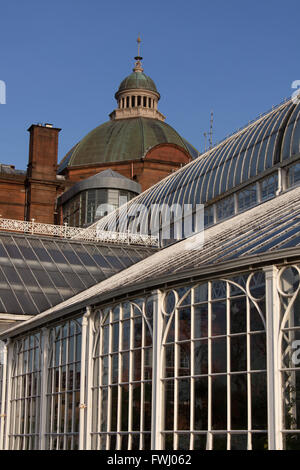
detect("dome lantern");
top-left (109, 37), bottom-right (165, 122)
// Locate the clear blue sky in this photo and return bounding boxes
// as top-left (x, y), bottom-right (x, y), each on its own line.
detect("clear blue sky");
top-left (0, 0), bottom-right (299, 169)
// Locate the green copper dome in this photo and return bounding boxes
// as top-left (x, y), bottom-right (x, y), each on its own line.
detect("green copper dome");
top-left (58, 117), bottom-right (198, 171)
top-left (117, 72), bottom-right (158, 95)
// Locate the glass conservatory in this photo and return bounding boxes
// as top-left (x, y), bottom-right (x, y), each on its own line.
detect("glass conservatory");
top-left (1, 182), bottom-right (300, 449)
top-left (1, 96), bottom-right (300, 450)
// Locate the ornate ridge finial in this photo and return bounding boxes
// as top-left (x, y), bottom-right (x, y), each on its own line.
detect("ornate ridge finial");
top-left (137, 34), bottom-right (141, 56)
top-left (133, 35), bottom-right (143, 73)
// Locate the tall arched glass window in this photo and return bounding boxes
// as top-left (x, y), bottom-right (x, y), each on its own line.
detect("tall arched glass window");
top-left (9, 333), bottom-right (42, 450)
top-left (278, 266), bottom-right (300, 449)
top-left (45, 318), bottom-right (82, 450)
top-left (91, 298), bottom-right (154, 450)
top-left (161, 273), bottom-right (267, 450)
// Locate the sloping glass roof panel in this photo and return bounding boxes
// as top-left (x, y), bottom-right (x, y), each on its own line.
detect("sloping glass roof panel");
top-left (15, 185), bottom-right (300, 333)
top-left (0, 233), bottom-right (157, 316)
top-left (291, 110), bottom-right (300, 157)
top-left (248, 111), bottom-right (279, 178)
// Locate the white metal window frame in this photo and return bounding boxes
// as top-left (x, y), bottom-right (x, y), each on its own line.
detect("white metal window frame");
top-left (89, 299), bottom-right (153, 450)
top-left (44, 318), bottom-right (82, 450)
top-left (159, 275), bottom-right (268, 450)
top-left (0, 264), bottom-right (295, 450)
top-left (6, 332), bottom-right (42, 450)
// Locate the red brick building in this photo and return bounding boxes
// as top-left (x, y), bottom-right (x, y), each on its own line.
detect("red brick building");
top-left (0, 53), bottom-right (198, 226)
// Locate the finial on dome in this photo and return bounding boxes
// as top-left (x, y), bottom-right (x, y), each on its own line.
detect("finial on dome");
top-left (133, 35), bottom-right (143, 73)
top-left (137, 34), bottom-right (141, 56)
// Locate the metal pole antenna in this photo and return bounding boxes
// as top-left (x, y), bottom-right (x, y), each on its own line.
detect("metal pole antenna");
top-left (209, 111), bottom-right (214, 149)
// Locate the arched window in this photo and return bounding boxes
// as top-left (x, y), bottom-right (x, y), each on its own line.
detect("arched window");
top-left (161, 272), bottom-right (267, 450)
top-left (91, 298), bottom-right (154, 450)
top-left (278, 266), bottom-right (300, 449)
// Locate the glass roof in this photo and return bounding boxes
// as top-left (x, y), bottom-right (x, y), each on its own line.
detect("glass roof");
top-left (115, 185), bottom-right (300, 289)
top-left (0, 233), bottom-right (156, 315)
top-left (5, 184), bottom-right (300, 338)
top-left (95, 98), bottom-right (300, 233)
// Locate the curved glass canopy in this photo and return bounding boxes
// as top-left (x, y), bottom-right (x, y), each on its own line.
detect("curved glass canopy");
top-left (95, 98), bottom-right (300, 233)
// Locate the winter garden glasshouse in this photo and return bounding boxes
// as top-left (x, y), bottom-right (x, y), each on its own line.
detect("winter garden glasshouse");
top-left (1, 97), bottom-right (300, 450)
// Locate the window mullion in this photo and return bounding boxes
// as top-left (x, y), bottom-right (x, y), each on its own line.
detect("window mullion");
top-left (39, 328), bottom-right (49, 450)
top-left (190, 288), bottom-right (195, 451)
top-left (226, 282), bottom-right (231, 450)
top-left (207, 281), bottom-right (213, 450)
top-left (264, 265), bottom-right (282, 450)
top-left (246, 297), bottom-right (252, 450)
top-left (117, 307), bottom-right (123, 450)
top-left (0, 340), bottom-right (9, 450)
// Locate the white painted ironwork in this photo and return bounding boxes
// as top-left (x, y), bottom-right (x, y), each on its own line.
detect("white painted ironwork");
top-left (0, 265), bottom-right (297, 450)
top-left (0, 340), bottom-right (8, 450)
top-left (45, 317), bottom-right (82, 450)
top-left (278, 265), bottom-right (300, 450)
top-left (264, 266), bottom-right (282, 450)
top-left (8, 333), bottom-right (42, 450)
top-left (159, 274), bottom-right (267, 450)
top-left (90, 298), bottom-right (154, 450)
top-left (0, 217), bottom-right (159, 247)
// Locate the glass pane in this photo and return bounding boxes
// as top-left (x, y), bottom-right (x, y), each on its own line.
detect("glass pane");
top-left (212, 338), bottom-right (226, 373)
top-left (212, 301), bottom-right (226, 336)
top-left (230, 434), bottom-right (247, 450)
top-left (178, 434), bottom-right (190, 450)
top-left (194, 305), bottom-right (208, 339)
top-left (251, 373), bottom-right (267, 429)
top-left (213, 433), bottom-right (227, 450)
top-left (194, 434), bottom-right (208, 450)
top-left (178, 342), bottom-right (190, 376)
top-left (252, 433), bottom-right (268, 450)
top-left (194, 377), bottom-right (208, 430)
top-left (164, 381), bottom-right (174, 430)
top-left (231, 374), bottom-right (247, 430)
top-left (212, 375), bottom-right (227, 430)
top-left (230, 297), bottom-right (246, 334)
top-left (164, 344), bottom-right (174, 378)
top-left (178, 308), bottom-right (191, 341)
top-left (194, 284), bottom-right (208, 303)
top-left (122, 321), bottom-right (130, 350)
top-left (121, 386), bottom-right (129, 432)
top-left (231, 335), bottom-right (247, 372)
top-left (132, 385), bottom-right (141, 431)
top-left (251, 333), bottom-right (266, 370)
top-left (178, 379), bottom-right (190, 431)
top-left (283, 433), bottom-right (300, 450)
top-left (194, 340), bottom-right (208, 375)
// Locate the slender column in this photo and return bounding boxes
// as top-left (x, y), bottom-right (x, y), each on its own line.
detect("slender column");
top-left (79, 306), bottom-right (92, 450)
top-left (264, 265), bottom-right (282, 450)
top-left (39, 328), bottom-right (50, 449)
top-left (4, 340), bottom-right (13, 450)
top-left (276, 168), bottom-right (283, 195)
top-left (256, 181), bottom-right (261, 203)
top-left (151, 290), bottom-right (163, 449)
top-left (0, 339), bottom-right (10, 450)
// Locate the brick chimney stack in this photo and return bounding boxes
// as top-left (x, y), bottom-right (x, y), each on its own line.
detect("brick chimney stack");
top-left (27, 123), bottom-right (61, 180)
top-left (25, 123), bottom-right (65, 224)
